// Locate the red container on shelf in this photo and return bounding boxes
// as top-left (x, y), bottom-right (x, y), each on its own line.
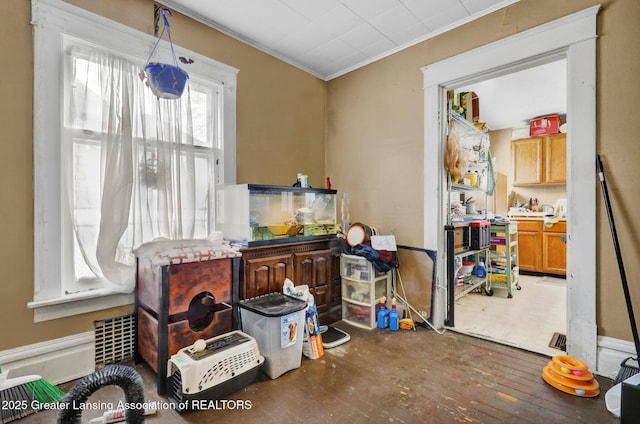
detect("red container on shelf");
top-left (529, 115), bottom-right (560, 136)
top-left (469, 220), bottom-right (491, 249)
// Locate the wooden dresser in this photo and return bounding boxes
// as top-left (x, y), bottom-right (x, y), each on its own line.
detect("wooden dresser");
top-left (239, 238), bottom-right (342, 325)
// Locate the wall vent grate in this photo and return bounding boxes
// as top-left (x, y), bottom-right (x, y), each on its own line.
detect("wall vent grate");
top-left (94, 314), bottom-right (135, 368)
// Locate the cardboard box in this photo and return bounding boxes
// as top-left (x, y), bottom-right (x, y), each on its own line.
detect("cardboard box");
top-left (459, 92), bottom-right (480, 123)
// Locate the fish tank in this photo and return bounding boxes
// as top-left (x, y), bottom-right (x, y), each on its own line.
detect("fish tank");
top-left (216, 184), bottom-right (338, 246)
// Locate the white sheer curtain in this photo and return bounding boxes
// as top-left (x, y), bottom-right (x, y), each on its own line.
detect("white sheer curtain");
top-left (67, 48), bottom-right (211, 294)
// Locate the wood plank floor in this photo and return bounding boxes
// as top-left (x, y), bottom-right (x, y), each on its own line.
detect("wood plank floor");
top-left (20, 323), bottom-right (617, 424)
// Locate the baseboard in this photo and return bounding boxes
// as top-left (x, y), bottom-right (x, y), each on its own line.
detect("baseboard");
top-left (0, 331), bottom-right (95, 385)
top-left (597, 335), bottom-right (639, 379)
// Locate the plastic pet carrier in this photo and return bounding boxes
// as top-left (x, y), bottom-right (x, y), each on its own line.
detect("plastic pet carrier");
top-left (168, 331), bottom-right (264, 411)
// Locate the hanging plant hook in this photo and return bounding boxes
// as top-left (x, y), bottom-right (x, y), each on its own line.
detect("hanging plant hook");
top-left (161, 7), bottom-right (172, 29)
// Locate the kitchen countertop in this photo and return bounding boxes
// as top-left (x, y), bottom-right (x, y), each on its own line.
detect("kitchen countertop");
top-left (508, 213), bottom-right (566, 222)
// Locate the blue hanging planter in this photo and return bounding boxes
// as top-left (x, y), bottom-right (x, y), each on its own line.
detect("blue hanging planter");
top-left (143, 8), bottom-right (188, 99)
top-left (144, 62), bottom-right (188, 99)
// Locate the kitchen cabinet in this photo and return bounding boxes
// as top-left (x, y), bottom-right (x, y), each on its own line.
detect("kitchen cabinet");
top-left (510, 219), bottom-right (566, 276)
top-left (240, 239), bottom-right (341, 324)
top-left (512, 134), bottom-right (566, 186)
top-left (542, 221), bottom-right (567, 275)
top-left (512, 220), bottom-right (541, 272)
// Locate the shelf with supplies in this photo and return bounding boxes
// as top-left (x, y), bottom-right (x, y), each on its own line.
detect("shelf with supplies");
top-left (447, 219), bottom-right (492, 303)
top-left (487, 221), bottom-right (521, 298)
top-left (445, 108), bottom-right (494, 326)
top-left (446, 111), bottom-right (491, 225)
top-left (448, 179), bottom-right (489, 224)
top-left (453, 248), bottom-right (490, 300)
top-left (340, 254), bottom-right (392, 329)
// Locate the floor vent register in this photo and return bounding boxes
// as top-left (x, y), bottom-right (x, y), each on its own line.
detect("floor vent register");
top-left (549, 332), bottom-right (567, 351)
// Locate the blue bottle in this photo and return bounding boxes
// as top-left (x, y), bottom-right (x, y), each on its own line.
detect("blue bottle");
top-left (377, 296), bottom-right (389, 329)
top-left (389, 298), bottom-right (399, 331)
top-left (475, 258), bottom-right (487, 279)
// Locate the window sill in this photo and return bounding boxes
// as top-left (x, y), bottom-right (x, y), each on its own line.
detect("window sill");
top-left (28, 290), bottom-right (134, 323)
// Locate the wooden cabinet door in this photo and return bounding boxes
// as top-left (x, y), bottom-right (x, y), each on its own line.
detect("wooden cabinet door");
top-left (294, 249), bottom-right (332, 320)
top-left (542, 221), bottom-right (567, 275)
top-left (517, 230), bottom-right (540, 272)
top-left (243, 254), bottom-right (293, 299)
top-left (542, 232), bottom-right (567, 275)
top-left (513, 220), bottom-right (542, 272)
top-left (545, 134), bottom-right (566, 184)
top-left (512, 137), bottom-right (543, 185)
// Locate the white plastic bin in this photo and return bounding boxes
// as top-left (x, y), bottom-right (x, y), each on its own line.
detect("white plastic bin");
top-left (239, 293), bottom-right (307, 379)
top-left (605, 373), bottom-right (640, 418)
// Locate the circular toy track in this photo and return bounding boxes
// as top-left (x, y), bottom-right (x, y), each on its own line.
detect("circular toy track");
top-left (542, 356), bottom-right (599, 397)
top-left (552, 355), bottom-right (588, 373)
top-left (548, 360), bottom-right (594, 381)
top-left (542, 366), bottom-right (599, 397)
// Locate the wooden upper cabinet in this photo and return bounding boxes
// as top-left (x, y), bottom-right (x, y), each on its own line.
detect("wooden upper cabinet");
top-left (512, 137), bottom-right (543, 185)
top-left (512, 134), bottom-right (566, 186)
top-left (544, 134), bottom-right (567, 184)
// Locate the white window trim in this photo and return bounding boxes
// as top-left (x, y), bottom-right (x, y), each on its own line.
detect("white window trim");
top-left (29, 0), bottom-right (238, 322)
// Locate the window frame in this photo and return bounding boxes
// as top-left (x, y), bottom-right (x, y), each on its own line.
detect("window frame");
top-left (29, 0), bottom-right (237, 322)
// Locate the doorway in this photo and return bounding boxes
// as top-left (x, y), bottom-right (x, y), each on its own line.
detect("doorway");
top-left (450, 60), bottom-right (568, 356)
top-left (422, 7), bottom-right (599, 369)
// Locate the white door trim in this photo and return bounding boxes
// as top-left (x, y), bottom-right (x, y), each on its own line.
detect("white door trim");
top-left (423, 6), bottom-right (600, 370)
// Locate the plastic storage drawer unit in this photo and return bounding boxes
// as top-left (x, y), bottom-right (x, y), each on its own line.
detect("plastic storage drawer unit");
top-left (343, 278), bottom-right (388, 306)
top-left (239, 293), bottom-right (307, 379)
top-left (340, 254), bottom-right (392, 329)
top-left (341, 254), bottom-right (385, 281)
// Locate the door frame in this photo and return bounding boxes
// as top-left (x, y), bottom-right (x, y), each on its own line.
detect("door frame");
top-left (422, 6), bottom-right (600, 369)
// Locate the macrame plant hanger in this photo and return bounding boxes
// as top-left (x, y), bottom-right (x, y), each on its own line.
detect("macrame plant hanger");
top-left (142, 7), bottom-right (188, 99)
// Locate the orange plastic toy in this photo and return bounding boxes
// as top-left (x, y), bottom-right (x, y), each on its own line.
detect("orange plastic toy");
top-left (542, 355), bottom-right (599, 397)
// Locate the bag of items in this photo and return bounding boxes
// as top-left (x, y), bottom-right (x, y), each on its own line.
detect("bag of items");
top-left (283, 279), bottom-right (324, 359)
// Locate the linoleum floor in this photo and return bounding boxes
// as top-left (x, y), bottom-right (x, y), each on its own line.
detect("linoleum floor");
top-left (453, 274), bottom-right (566, 356)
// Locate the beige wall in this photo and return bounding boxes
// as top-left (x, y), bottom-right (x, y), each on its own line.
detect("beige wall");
top-left (327, 0), bottom-right (640, 342)
top-left (2, 0), bottom-right (639, 353)
top-left (0, 0), bottom-right (326, 351)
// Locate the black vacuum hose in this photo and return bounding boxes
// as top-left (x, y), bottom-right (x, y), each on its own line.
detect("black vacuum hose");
top-left (56, 365), bottom-right (146, 423)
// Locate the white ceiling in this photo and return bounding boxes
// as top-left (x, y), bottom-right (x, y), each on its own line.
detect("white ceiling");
top-left (157, 0), bottom-right (521, 80)
top-left (156, 0), bottom-right (565, 130)
top-left (459, 59), bottom-right (567, 130)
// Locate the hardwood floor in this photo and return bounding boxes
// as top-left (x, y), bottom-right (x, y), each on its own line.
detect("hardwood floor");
top-left (21, 322), bottom-right (616, 424)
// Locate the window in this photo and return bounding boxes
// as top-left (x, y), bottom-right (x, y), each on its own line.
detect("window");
top-left (30, 0), bottom-right (237, 321)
